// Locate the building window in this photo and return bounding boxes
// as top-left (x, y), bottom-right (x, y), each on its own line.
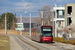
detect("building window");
top-left (67, 6), bottom-right (72, 15)
top-left (57, 10), bottom-right (64, 18)
top-left (59, 10), bottom-right (63, 15)
top-left (53, 11), bottom-right (55, 18)
top-left (67, 17), bottom-right (72, 26)
top-left (58, 21), bottom-right (61, 27)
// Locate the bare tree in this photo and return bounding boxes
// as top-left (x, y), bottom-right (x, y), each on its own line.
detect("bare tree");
top-left (34, 17), bottom-right (41, 26)
top-left (62, 23), bottom-right (75, 38)
top-left (39, 5), bottom-right (53, 26)
top-left (34, 5), bottom-right (53, 27)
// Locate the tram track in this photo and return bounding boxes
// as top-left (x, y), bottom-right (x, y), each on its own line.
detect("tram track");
top-left (13, 35), bottom-right (67, 50)
top-left (14, 36), bottom-right (30, 50)
top-left (17, 35), bottom-right (50, 50)
top-left (25, 35), bottom-right (73, 50)
top-left (17, 36), bottom-right (40, 50)
top-left (8, 35), bottom-right (75, 50)
top-left (22, 35), bottom-right (66, 50)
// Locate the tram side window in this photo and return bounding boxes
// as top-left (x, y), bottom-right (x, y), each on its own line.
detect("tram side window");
top-left (38, 29), bottom-right (40, 33)
top-left (36, 29), bottom-right (37, 34)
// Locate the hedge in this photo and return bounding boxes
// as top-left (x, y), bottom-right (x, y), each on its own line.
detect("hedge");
top-left (53, 37), bottom-right (75, 45)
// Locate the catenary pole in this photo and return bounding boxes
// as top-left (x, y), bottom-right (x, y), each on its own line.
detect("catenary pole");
top-left (41, 11), bottom-right (43, 26)
top-left (20, 14), bottom-right (22, 35)
top-left (55, 4), bottom-right (57, 37)
top-left (30, 13), bottom-right (31, 36)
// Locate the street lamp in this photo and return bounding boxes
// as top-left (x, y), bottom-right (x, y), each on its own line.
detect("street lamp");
top-left (25, 11), bottom-right (31, 36)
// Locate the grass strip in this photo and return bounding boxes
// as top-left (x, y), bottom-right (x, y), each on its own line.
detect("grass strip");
top-left (0, 35), bottom-right (10, 50)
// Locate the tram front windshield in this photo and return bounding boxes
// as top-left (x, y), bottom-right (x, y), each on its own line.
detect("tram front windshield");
top-left (41, 27), bottom-right (52, 37)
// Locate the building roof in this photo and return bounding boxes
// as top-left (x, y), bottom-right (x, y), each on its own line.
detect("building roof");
top-left (53, 6), bottom-right (65, 10)
top-left (65, 3), bottom-right (75, 6)
top-left (16, 17), bottom-right (41, 23)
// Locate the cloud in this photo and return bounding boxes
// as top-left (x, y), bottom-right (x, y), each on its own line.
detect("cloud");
top-left (13, 6), bottom-right (34, 12)
top-left (2, 0), bottom-right (73, 16)
top-left (0, 0), bottom-right (34, 14)
top-left (0, 10), bottom-right (9, 13)
top-left (58, 0), bottom-right (62, 2)
top-left (0, 0), bottom-right (55, 16)
top-left (14, 2), bottom-right (32, 7)
top-left (22, 0), bottom-right (24, 2)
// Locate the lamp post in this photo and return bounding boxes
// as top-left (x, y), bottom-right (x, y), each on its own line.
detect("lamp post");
top-left (25, 11), bottom-right (31, 36)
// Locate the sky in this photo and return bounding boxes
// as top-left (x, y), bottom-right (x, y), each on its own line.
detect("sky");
top-left (0, 0), bottom-right (75, 17)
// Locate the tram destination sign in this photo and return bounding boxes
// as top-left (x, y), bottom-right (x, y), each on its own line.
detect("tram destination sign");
top-left (43, 27), bottom-right (51, 31)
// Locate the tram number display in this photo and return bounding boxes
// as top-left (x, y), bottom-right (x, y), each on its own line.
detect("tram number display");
top-left (43, 27), bottom-right (51, 31)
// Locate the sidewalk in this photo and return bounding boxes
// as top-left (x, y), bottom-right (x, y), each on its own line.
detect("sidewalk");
top-left (10, 36), bottom-right (22, 50)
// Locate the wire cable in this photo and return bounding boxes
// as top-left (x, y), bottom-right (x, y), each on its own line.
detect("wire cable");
top-left (24, 0), bottom-right (31, 10)
top-left (31, 12), bottom-right (39, 16)
top-left (20, 0), bottom-right (31, 13)
top-left (50, 0), bottom-right (56, 5)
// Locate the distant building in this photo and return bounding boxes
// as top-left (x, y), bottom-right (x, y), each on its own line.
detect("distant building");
top-left (15, 17), bottom-right (40, 31)
top-left (53, 5), bottom-right (65, 37)
top-left (15, 23), bottom-right (24, 31)
top-left (65, 3), bottom-right (75, 38)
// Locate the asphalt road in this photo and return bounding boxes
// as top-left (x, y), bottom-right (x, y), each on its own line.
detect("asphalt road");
top-left (9, 35), bottom-right (75, 50)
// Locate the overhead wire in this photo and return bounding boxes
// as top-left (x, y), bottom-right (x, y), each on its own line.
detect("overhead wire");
top-left (31, 0), bottom-right (57, 16)
top-left (20, 0), bottom-right (31, 13)
top-left (50, 0), bottom-right (56, 5)
top-left (31, 12), bottom-right (39, 16)
top-left (24, 0), bottom-right (31, 11)
top-left (20, 0), bottom-right (56, 16)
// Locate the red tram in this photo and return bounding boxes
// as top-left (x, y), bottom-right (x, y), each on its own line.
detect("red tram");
top-left (31, 26), bottom-right (53, 42)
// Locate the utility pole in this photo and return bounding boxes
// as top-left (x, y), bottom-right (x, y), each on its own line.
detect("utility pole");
top-left (44, 22), bottom-right (45, 25)
top-left (55, 4), bottom-right (57, 37)
top-left (38, 10), bottom-right (44, 26)
top-left (52, 10), bottom-right (54, 37)
top-left (20, 14), bottom-right (22, 35)
top-left (30, 13), bottom-right (31, 36)
top-left (5, 15), bottom-right (7, 35)
top-left (48, 20), bottom-right (49, 25)
top-left (41, 11), bottom-right (43, 26)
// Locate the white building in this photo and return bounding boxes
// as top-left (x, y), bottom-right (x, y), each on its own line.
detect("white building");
top-left (15, 23), bottom-right (24, 31)
top-left (53, 5), bottom-right (65, 37)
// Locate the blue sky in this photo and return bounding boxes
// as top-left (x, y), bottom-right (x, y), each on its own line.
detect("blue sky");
top-left (0, 0), bottom-right (75, 17)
